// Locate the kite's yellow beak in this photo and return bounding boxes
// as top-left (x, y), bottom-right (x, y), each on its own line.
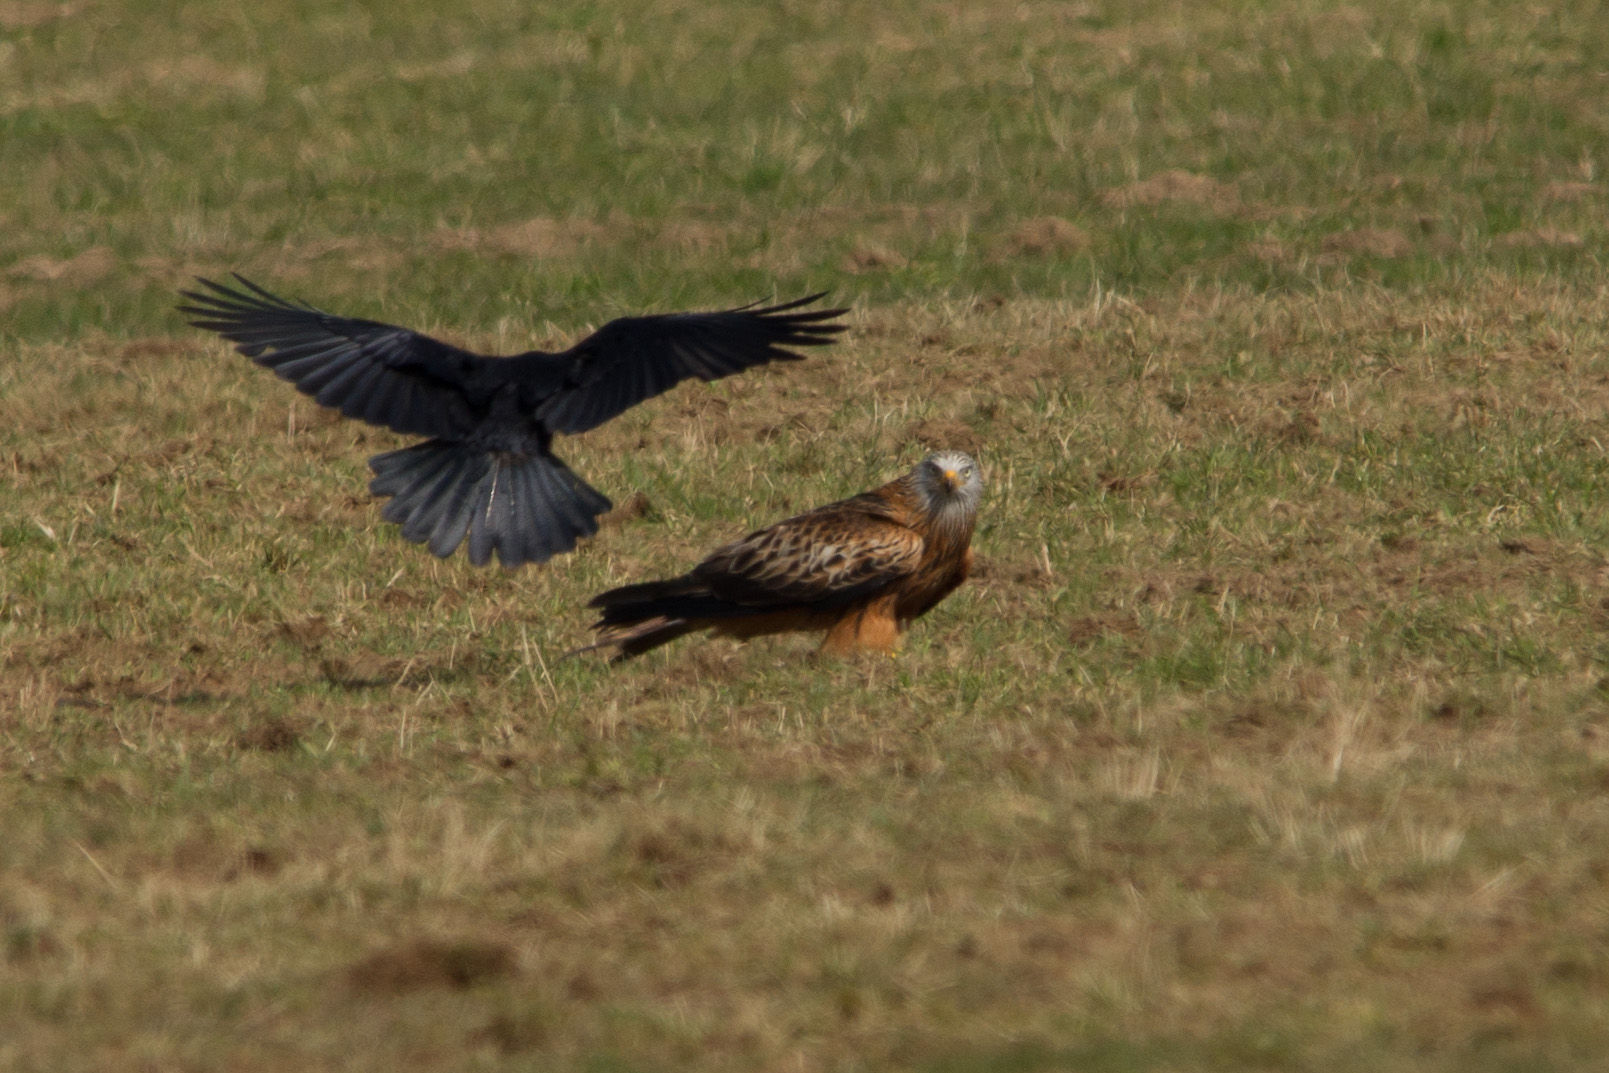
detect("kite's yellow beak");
top-left (942, 468), bottom-right (959, 489)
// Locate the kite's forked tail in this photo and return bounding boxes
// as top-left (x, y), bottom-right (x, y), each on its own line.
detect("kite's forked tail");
top-left (577, 579), bottom-right (900, 661)
top-left (572, 576), bottom-right (718, 659)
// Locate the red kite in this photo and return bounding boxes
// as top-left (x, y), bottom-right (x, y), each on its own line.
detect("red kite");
top-left (584, 451), bottom-right (983, 659)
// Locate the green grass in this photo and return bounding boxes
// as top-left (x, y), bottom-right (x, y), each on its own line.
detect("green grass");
top-left (5, 0), bottom-right (1608, 334)
top-left (7, 0), bottom-right (1609, 1070)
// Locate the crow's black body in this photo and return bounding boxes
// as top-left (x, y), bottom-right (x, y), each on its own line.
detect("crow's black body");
top-left (180, 276), bottom-right (846, 567)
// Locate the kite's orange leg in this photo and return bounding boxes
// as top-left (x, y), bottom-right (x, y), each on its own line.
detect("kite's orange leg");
top-left (820, 601), bottom-right (901, 655)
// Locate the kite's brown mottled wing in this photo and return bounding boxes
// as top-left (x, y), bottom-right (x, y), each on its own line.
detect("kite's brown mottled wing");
top-left (693, 507), bottom-right (925, 608)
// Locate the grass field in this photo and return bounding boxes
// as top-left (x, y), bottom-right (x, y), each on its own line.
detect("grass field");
top-left (6, 1), bottom-right (1609, 1069)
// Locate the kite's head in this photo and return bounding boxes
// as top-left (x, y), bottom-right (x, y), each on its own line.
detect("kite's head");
top-left (916, 450), bottom-right (984, 525)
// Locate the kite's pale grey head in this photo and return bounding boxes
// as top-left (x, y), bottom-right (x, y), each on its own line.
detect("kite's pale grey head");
top-left (914, 450), bottom-right (983, 530)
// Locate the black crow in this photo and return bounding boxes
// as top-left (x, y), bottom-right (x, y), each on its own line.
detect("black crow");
top-left (180, 275), bottom-right (846, 567)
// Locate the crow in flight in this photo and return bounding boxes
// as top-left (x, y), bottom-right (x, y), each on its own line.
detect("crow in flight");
top-left (180, 276), bottom-right (846, 567)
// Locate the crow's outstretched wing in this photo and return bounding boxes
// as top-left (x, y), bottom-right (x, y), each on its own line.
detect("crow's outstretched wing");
top-left (179, 275), bottom-right (481, 439)
top-left (531, 294), bottom-right (847, 435)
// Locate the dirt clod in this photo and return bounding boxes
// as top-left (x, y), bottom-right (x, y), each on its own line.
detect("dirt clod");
top-left (347, 939), bottom-right (517, 994)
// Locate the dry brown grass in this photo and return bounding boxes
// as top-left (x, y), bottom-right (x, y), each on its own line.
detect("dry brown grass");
top-left (1102, 170), bottom-right (1242, 214)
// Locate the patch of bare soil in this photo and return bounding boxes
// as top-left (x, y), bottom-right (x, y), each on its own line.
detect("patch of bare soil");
top-left (1066, 612), bottom-right (1144, 647)
top-left (347, 939), bottom-right (517, 994)
top-left (1298, 6), bottom-right (1373, 57)
top-left (433, 217), bottom-right (609, 259)
top-left (470, 1012), bottom-right (550, 1055)
top-left (117, 338), bottom-right (198, 363)
top-left (620, 816), bottom-right (754, 890)
top-left (654, 220), bottom-right (730, 252)
top-left (293, 236), bottom-right (402, 275)
top-left (236, 717), bottom-right (303, 753)
top-left (624, 645), bottom-right (748, 699)
top-left (1496, 228), bottom-right (1583, 250)
top-left (1102, 170), bottom-right (1240, 213)
top-left (600, 491), bottom-right (653, 529)
top-left (0, 1), bottom-right (77, 31)
top-left (7, 246), bottom-right (115, 284)
top-left (1245, 238), bottom-right (1294, 264)
top-left (996, 216), bottom-right (1089, 258)
top-left (1541, 181), bottom-right (1598, 203)
top-left (900, 418), bottom-right (982, 455)
top-left (144, 56), bottom-right (265, 98)
top-left (317, 651), bottom-right (440, 689)
top-left (969, 552), bottom-right (1056, 592)
top-left (1320, 227), bottom-right (1413, 259)
top-left (167, 834), bottom-right (284, 882)
top-left (842, 244), bottom-right (908, 273)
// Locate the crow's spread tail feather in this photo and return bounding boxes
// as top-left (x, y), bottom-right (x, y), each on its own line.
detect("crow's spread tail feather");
top-left (369, 441), bottom-right (611, 568)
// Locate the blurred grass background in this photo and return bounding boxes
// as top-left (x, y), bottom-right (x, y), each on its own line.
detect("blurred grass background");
top-left (4, 0), bottom-right (1605, 336)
